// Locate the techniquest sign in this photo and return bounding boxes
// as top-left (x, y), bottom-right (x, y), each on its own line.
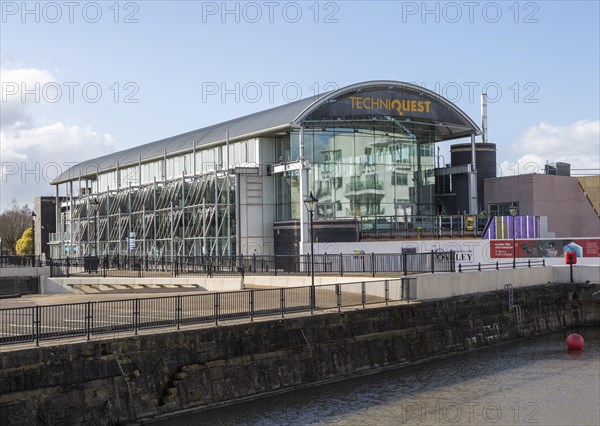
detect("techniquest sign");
top-left (349, 96), bottom-right (432, 116)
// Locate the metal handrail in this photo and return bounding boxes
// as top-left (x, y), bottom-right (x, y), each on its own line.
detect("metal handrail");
top-left (0, 278), bottom-right (411, 346)
top-left (48, 251), bottom-right (457, 278)
top-left (457, 259), bottom-right (546, 272)
top-left (0, 255), bottom-right (43, 268)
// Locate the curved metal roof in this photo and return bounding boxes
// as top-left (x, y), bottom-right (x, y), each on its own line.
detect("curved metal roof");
top-left (52, 94), bottom-right (322, 184)
top-left (293, 80), bottom-right (481, 141)
top-left (52, 80), bottom-right (480, 184)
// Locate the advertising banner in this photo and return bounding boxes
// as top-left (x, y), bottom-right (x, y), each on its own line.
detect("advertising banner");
top-left (490, 239), bottom-right (600, 259)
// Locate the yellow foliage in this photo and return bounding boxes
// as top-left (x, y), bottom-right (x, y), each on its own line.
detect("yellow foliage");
top-left (15, 227), bottom-right (33, 256)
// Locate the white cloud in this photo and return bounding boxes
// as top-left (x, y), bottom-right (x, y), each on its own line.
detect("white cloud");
top-left (1, 67), bottom-right (55, 128)
top-left (1, 67), bottom-right (115, 209)
top-left (499, 120), bottom-right (600, 177)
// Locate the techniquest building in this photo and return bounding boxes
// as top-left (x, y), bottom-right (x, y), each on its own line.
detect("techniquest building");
top-left (48, 80), bottom-right (498, 259)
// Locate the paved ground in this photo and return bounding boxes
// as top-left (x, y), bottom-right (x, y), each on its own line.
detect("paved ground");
top-left (0, 289), bottom-right (202, 309)
top-left (0, 284), bottom-right (408, 352)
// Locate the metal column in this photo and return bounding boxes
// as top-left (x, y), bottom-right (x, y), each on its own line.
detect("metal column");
top-left (468, 133), bottom-right (478, 214)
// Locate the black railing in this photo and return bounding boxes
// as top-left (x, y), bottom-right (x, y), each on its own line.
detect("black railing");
top-left (0, 255), bottom-right (43, 268)
top-left (358, 214), bottom-right (490, 239)
top-left (457, 259), bottom-right (546, 272)
top-left (0, 278), bottom-right (414, 346)
top-left (49, 256), bottom-right (245, 278)
top-left (49, 251), bottom-right (457, 278)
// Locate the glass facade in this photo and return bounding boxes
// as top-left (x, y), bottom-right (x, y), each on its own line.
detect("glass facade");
top-left (53, 173), bottom-right (237, 259)
top-left (274, 122), bottom-right (436, 221)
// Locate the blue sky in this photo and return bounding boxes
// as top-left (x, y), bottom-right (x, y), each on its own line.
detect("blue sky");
top-left (1, 0), bottom-right (599, 208)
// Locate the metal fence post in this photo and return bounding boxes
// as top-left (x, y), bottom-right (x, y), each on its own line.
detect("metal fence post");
top-left (385, 280), bottom-right (389, 306)
top-left (34, 305), bottom-right (40, 346)
top-left (133, 299), bottom-right (140, 335)
top-left (336, 284), bottom-right (341, 313)
top-left (371, 252), bottom-right (376, 277)
top-left (86, 301), bottom-right (92, 340)
top-left (280, 288), bottom-right (285, 318)
top-left (361, 281), bottom-right (366, 308)
top-left (176, 295), bottom-right (182, 330)
top-left (66, 257), bottom-right (70, 278)
top-left (401, 277), bottom-right (406, 301)
top-left (249, 289), bottom-right (254, 322)
top-left (339, 253), bottom-right (343, 276)
top-left (403, 252), bottom-right (407, 276)
top-left (430, 250), bottom-right (435, 273)
top-left (214, 293), bottom-right (220, 326)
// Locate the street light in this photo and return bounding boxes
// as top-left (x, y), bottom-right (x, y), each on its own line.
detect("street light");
top-left (31, 211), bottom-right (37, 265)
top-left (509, 204), bottom-right (519, 268)
top-left (303, 191), bottom-right (319, 310)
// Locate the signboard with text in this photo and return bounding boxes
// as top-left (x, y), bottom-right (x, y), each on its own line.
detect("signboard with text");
top-left (490, 238), bottom-right (600, 258)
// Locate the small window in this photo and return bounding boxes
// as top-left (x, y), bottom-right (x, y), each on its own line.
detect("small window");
top-left (391, 172), bottom-right (408, 186)
top-left (489, 202), bottom-right (519, 216)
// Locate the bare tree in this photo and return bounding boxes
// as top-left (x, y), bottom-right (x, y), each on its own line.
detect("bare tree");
top-left (0, 199), bottom-right (32, 254)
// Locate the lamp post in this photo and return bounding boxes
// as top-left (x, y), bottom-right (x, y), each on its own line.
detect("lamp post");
top-left (304, 192), bottom-right (319, 310)
top-left (509, 204), bottom-right (518, 268)
top-left (31, 211), bottom-right (37, 266)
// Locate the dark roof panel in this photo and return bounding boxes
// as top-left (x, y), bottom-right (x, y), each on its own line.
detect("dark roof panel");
top-left (53, 94), bottom-right (323, 183)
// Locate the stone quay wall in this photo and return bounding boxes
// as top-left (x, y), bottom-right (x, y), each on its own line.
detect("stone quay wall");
top-left (1, 283), bottom-right (599, 424)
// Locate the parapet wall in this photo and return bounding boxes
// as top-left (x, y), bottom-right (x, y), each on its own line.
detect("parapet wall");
top-left (42, 276), bottom-right (244, 294)
top-left (1, 283), bottom-right (598, 424)
top-left (415, 267), bottom-right (554, 300)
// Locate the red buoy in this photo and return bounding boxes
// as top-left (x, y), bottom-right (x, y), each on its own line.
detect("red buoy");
top-left (566, 333), bottom-right (584, 350)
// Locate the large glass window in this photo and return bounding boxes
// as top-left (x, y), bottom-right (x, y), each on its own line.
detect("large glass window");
top-left (275, 170), bottom-right (300, 221)
top-left (275, 120), bottom-right (436, 221)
